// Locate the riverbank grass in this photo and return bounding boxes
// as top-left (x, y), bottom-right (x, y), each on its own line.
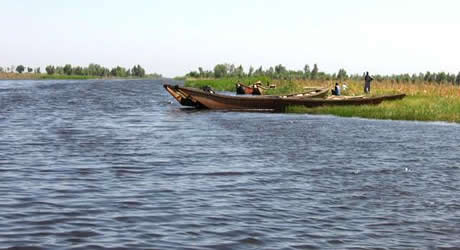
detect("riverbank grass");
top-left (286, 96), bottom-right (460, 123)
top-left (185, 77), bottom-right (460, 123)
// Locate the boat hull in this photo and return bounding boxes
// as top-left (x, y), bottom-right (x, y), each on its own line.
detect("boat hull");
top-left (164, 85), bottom-right (406, 111)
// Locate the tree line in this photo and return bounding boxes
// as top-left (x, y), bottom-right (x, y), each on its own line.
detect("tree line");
top-left (187, 63), bottom-right (460, 85)
top-left (0, 64), bottom-right (159, 78)
top-left (45, 64), bottom-right (146, 77)
top-left (0, 65), bottom-right (40, 74)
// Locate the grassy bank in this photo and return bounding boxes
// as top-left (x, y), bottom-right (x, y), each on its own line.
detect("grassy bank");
top-left (184, 77), bottom-right (460, 123)
top-left (0, 72), bottom-right (41, 80)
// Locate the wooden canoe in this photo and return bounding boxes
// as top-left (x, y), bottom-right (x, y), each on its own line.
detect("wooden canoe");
top-left (164, 85), bottom-right (406, 111)
top-left (165, 85), bottom-right (329, 108)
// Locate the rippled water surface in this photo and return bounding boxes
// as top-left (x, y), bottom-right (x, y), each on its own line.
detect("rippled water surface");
top-left (1, 79), bottom-right (460, 249)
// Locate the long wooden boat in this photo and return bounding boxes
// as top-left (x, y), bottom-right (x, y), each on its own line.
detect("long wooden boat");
top-left (163, 84), bottom-right (406, 111)
top-left (164, 84), bottom-right (329, 108)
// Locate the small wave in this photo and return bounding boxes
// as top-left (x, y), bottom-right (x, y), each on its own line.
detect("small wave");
top-left (162, 171), bottom-right (258, 177)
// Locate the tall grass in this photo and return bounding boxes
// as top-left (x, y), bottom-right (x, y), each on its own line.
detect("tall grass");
top-left (286, 96), bottom-right (460, 122)
top-left (287, 79), bottom-right (460, 122)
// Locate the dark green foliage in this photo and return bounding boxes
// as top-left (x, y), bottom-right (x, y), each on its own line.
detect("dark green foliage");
top-left (27, 67), bottom-right (33, 73)
top-left (45, 65), bottom-right (55, 75)
top-left (131, 65), bottom-right (145, 77)
top-left (303, 64), bottom-right (310, 78)
top-left (337, 68), bottom-right (348, 80)
top-left (63, 64), bottom-right (72, 75)
top-left (55, 66), bottom-right (64, 75)
top-left (16, 65), bottom-right (25, 74)
top-left (110, 66), bottom-right (128, 77)
top-left (35, 64), bottom-right (152, 78)
top-left (248, 66), bottom-right (254, 77)
top-left (72, 66), bottom-right (83, 75)
top-left (436, 72), bottom-right (447, 84)
top-left (311, 64), bottom-right (319, 79)
top-left (213, 64), bottom-right (228, 78)
top-left (185, 63), bottom-right (459, 87)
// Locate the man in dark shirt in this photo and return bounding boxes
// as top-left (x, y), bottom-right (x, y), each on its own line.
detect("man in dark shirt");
top-left (364, 72), bottom-right (373, 93)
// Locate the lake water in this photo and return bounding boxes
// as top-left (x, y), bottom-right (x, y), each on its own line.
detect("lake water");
top-left (1, 79), bottom-right (459, 249)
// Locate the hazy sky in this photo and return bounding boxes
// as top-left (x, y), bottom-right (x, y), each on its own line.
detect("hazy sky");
top-left (1, 0), bottom-right (459, 77)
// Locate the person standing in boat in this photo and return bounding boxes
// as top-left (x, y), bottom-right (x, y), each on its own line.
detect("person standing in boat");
top-left (364, 72), bottom-right (374, 94)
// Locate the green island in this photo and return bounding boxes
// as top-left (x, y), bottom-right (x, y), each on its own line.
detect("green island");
top-left (0, 64), bottom-right (162, 80)
top-left (182, 64), bottom-right (460, 123)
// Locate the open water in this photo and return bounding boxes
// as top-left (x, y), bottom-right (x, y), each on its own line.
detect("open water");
top-left (1, 79), bottom-right (460, 249)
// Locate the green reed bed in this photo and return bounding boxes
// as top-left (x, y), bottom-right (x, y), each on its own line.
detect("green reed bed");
top-left (286, 96), bottom-right (460, 123)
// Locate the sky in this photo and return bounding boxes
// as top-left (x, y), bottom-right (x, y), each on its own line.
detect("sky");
top-left (1, 0), bottom-right (460, 77)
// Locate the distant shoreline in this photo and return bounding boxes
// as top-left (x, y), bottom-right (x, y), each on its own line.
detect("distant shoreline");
top-left (0, 72), bottom-right (161, 80)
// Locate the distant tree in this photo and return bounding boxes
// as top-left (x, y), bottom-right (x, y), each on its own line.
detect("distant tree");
top-left (456, 72), bottom-right (460, 85)
top-left (447, 73), bottom-right (455, 84)
top-left (198, 67), bottom-right (204, 77)
top-left (265, 66), bottom-right (273, 77)
top-left (411, 73), bottom-right (417, 83)
top-left (248, 66), bottom-right (254, 77)
top-left (27, 67), bottom-right (33, 73)
top-left (418, 72), bottom-right (424, 83)
top-left (254, 66), bottom-right (264, 76)
top-left (188, 71), bottom-right (199, 78)
top-left (303, 64), bottom-right (310, 78)
top-left (235, 65), bottom-right (244, 77)
top-left (131, 65), bottom-right (138, 77)
top-left (436, 72), bottom-right (447, 84)
top-left (72, 66), bottom-right (83, 75)
top-left (337, 68), bottom-right (348, 80)
top-left (0, 67), bottom-right (4, 73)
top-left (45, 65), bottom-right (55, 75)
top-left (131, 65), bottom-right (145, 77)
top-left (274, 64), bottom-right (286, 75)
top-left (213, 64), bottom-right (228, 78)
top-left (424, 71), bottom-right (431, 82)
top-left (110, 66), bottom-right (127, 77)
top-left (16, 65), bottom-right (25, 74)
top-left (311, 64), bottom-right (318, 79)
top-left (63, 64), bottom-right (72, 75)
top-left (34, 67), bottom-right (41, 74)
top-left (228, 64), bottom-right (235, 76)
top-left (57, 67), bottom-right (64, 75)
top-left (138, 65), bottom-right (145, 77)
